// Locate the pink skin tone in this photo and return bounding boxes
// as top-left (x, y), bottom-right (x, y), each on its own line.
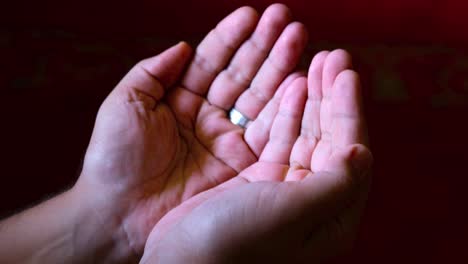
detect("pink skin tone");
top-left (78, 4), bottom-right (309, 256)
top-left (140, 48), bottom-right (372, 264)
top-left (0, 4), bottom-right (372, 264)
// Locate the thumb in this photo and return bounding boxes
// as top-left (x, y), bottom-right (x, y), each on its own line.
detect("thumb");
top-left (139, 42), bottom-right (193, 88)
top-left (115, 42), bottom-right (192, 102)
top-left (296, 144), bottom-right (373, 261)
top-left (290, 144), bottom-right (373, 234)
top-left (324, 143), bottom-right (373, 183)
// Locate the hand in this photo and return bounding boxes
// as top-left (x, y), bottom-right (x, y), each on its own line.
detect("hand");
top-left (74, 3), bottom-right (308, 259)
top-left (141, 50), bottom-right (373, 263)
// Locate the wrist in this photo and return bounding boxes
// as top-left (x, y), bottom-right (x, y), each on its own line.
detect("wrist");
top-left (69, 180), bottom-right (140, 263)
top-left (0, 184), bottom-right (138, 263)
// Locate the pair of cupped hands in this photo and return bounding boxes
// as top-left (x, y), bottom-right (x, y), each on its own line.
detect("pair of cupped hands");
top-left (75, 4), bottom-right (372, 263)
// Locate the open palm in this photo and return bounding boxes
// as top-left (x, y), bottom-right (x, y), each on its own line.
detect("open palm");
top-left (141, 49), bottom-right (373, 263)
top-left (76, 4), bottom-right (308, 255)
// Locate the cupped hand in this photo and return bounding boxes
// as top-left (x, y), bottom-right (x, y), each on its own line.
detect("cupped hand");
top-left (141, 50), bottom-right (373, 263)
top-left (74, 3), bottom-right (308, 257)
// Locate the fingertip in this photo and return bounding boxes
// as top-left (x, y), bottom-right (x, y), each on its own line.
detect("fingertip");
top-left (322, 49), bottom-right (353, 95)
top-left (264, 3), bottom-right (292, 21)
top-left (143, 41), bottom-right (192, 66)
top-left (137, 42), bottom-right (194, 88)
top-left (333, 144), bottom-right (372, 182)
top-left (297, 70), bottom-right (307, 77)
top-left (164, 41), bottom-right (194, 67)
top-left (214, 6), bottom-right (259, 41)
top-left (173, 41), bottom-right (193, 61)
top-left (278, 22), bottom-right (308, 47)
top-left (176, 41), bottom-right (192, 53)
top-left (349, 144), bottom-right (374, 182)
top-left (238, 5), bottom-right (258, 14)
top-left (308, 50), bottom-right (329, 80)
top-left (349, 144), bottom-right (373, 175)
top-left (330, 48), bottom-right (352, 59)
top-left (306, 51), bottom-right (329, 99)
top-left (274, 71), bottom-right (305, 99)
top-left (325, 49), bottom-right (353, 70)
top-left (309, 50), bottom-right (330, 71)
top-left (256, 3), bottom-right (292, 37)
top-left (287, 76), bottom-right (308, 94)
top-left (290, 21), bottom-right (309, 46)
top-left (333, 69), bottom-right (362, 96)
top-left (267, 3), bottom-right (291, 12)
top-left (336, 69), bottom-right (360, 83)
top-left (292, 76), bottom-right (308, 87)
top-left (281, 76), bottom-right (307, 112)
top-left (271, 22), bottom-right (308, 67)
top-left (233, 6), bottom-right (260, 23)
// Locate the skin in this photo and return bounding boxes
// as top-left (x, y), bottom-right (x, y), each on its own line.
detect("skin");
top-left (140, 50), bottom-right (373, 264)
top-left (0, 4), bottom-right (327, 263)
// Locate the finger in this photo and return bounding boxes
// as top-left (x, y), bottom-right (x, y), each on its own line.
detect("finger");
top-left (138, 42), bottom-right (193, 90)
top-left (331, 70), bottom-right (367, 152)
top-left (181, 7), bottom-right (259, 95)
top-left (233, 22), bottom-right (308, 120)
top-left (289, 51), bottom-right (329, 171)
top-left (322, 144), bottom-right (373, 180)
top-left (244, 72), bottom-right (304, 157)
top-left (300, 178), bottom-right (371, 262)
top-left (260, 77), bottom-right (307, 164)
top-left (299, 145), bottom-right (373, 261)
top-left (115, 42), bottom-right (192, 106)
top-left (311, 49), bottom-right (352, 172)
top-left (207, 4), bottom-right (292, 110)
top-left (285, 144), bottom-right (372, 234)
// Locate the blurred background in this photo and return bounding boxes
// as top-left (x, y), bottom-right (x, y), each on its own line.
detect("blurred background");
top-left (1, 0), bottom-right (467, 263)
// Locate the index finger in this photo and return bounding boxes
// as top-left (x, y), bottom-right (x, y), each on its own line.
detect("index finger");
top-left (181, 7), bottom-right (259, 95)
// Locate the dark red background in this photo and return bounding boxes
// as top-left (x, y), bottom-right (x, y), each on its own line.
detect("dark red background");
top-left (2, 0), bottom-right (468, 263)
